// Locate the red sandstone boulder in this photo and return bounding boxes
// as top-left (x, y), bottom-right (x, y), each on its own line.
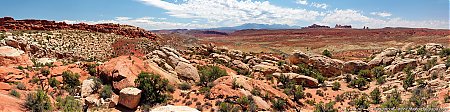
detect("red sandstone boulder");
top-left (98, 56), bottom-right (147, 91)
top-left (119, 87), bottom-right (141, 109)
top-left (0, 46), bottom-right (33, 67)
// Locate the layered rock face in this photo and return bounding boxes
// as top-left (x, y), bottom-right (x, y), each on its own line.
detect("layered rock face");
top-left (0, 17), bottom-right (158, 40)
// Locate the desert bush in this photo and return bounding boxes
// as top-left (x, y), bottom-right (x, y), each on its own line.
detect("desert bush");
top-left (370, 88), bottom-right (381, 104)
top-left (345, 74), bottom-right (352, 83)
top-left (135, 72), bottom-right (170, 105)
top-left (178, 82), bottom-right (191, 90)
top-left (100, 85), bottom-right (112, 99)
top-left (9, 89), bottom-right (20, 98)
top-left (86, 64), bottom-right (98, 76)
top-left (314, 101), bottom-right (337, 112)
top-left (17, 82), bottom-right (26, 90)
top-left (403, 67), bottom-right (415, 90)
top-left (376, 75), bottom-right (386, 85)
top-left (445, 58), bottom-right (450, 69)
top-left (295, 64), bottom-right (323, 83)
top-left (24, 89), bottom-right (52, 112)
top-left (251, 88), bottom-right (261, 96)
top-left (271, 98), bottom-right (286, 111)
top-left (349, 77), bottom-right (368, 90)
top-left (62, 71), bottom-right (80, 94)
top-left (332, 82), bottom-right (340, 91)
top-left (198, 66), bottom-right (227, 86)
top-left (408, 87), bottom-right (433, 108)
top-left (48, 77), bottom-right (60, 88)
top-left (293, 85), bottom-right (305, 101)
top-left (322, 49), bottom-right (332, 58)
top-left (316, 90), bottom-right (324, 97)
top-left (17, 65), bottom-right (24, 70)
top-left (439, 48), bottom-right (450, 56)
top-left (371, 66), bottom-right (385, 78)
top-left (444, 92), bottom-right (450, 103)
top-left (423, 57), bottom-right (436, 71)
top-left (417, 45), bottom-right (427, 55)
top-left (218, 102), bottom-right (239, 112)
top-left (87, 76), bottom-right (102, 91)
top-left (237, 95), bottom-right (255, 111)
top-left (40, 69), bottom-right (50, 76)
top-left (56, 96), bottom-right (82, 112)
top-left (306, 99), bottom-right (316, 106)
top-left (357, 69), bottom-right (371, 78)
top-left (381, 89), bottom-right (402, 108)
top-left (354, 95), bottom-right (370, 110)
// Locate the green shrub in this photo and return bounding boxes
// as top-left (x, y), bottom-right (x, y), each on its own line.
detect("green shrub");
top-left (16, 82), bottom-right (26, 90)
top-left (444, 92), bottom-right (450, 103)
top-left (370, 88), bottom-right (381, 104)
top-left (251, 88), bottom-right (261, 96)
top-left (56, 96), bottom-right (82, 112)
top-left (86, 63), bottom-right (98, 75)
top-left (17, 66), bottom-right (24, 70)
top-left (48, 77), bottom-right (60, 88)
top-left (316, 90), bottom-right (324, 97)
top-left (376, 76), bottom-right (386, 85)
top-left (87, 76), bottom-right (102, 92)
top-left (381, 89), bottom-right (402, 108)
top-left (178, 82), bottom-right (191, 90)
top-left (135, 72), bottom-right (170, 105)
top-left (423, 58), bottom-right (436, 71)
top-left (439, 48), bottom-right (450, 56)
top-left (315, 73), bottom-right (325, 84)
top-left (198, 66), bottom-right (227, 87)
top-left (218, 102), bottom-right (239, 112)
top-left (293, 85), bottom-right (305, 101)
top-left (332, 82), bottom-right (340, 91)
top-left (271, 98), bottom-right (286, 111)
top-left (358, 69), bottom-right (371, 78)
top-left (417, 45), bottom-right (427, 55)
top-left (9, 89), bottom-right (20, 98)
top-left (40, 69), bottom-right (50, 76)
top-left (371, 66), bottom-right (385, 78)
top-left (306, 99), bottom-right (316, 106)
top-left (24, 89), bottom-right (52, 111)
top-left (314, 101), bottom-right (337, 112)
top-left (62, 71), bottom-right (80, 94)
top-left (403, 67), bottom-right (415, 90)
top-left (322, 49), bottom-right (332, 58)
top-left (354, 95), bottom-right (370, 110)
top-left (345, 74), bottom-right (352, 83)
top-left (100, 85), bottom-right (112, 99)
top-left (349, 77), bottom-right (368, 90)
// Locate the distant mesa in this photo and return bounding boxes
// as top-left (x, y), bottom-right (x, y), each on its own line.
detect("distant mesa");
top-left (302, 24), bottom-right (331, 29)
top-left (335, 24), bottom-right (352, 29)
top-left (0, 17), bottom-right (158, 40)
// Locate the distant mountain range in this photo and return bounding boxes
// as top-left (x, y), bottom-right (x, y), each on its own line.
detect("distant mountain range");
top-left (204, 23), bottom-right (301, 31)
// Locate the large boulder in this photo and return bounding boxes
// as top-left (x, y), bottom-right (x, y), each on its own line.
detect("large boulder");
top-left (0, 46), bottom-right (33, 67)
top-left (343, 60), bottom-right (369, 73)
top-left (119, 87), bottom-right (142, 109)
top-left (253, 64), bottom-right (280, 75)
top-left (98, 56), bottom-right (147, 91)
top-left (289, 51), bottom-right (344, 77)
top-left (368, 48), bottom-right (400, 67)
top-left (424, 43), bottom-right (444, 55)
top-left (384, 59), bottom-right (417, 74)
top-left (150, 105), bottom-right (200, 112)
top-left (272, 73), bottom-right (319, 87)
top-left (81, 79), bottom-right (96, 98)
top-left (174, 62), bottom-right (200, 82)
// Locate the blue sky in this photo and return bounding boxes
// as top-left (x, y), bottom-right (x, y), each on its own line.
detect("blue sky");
top-left (0, 0), bottom-right (448, 29)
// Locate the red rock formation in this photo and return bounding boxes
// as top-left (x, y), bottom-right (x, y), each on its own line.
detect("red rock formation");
top-left (335, 24), bottom-right (352, 29)
top-left (302, 24), bottom-right (330, 29)
top-left (0, 17), bottom-right (157, 40)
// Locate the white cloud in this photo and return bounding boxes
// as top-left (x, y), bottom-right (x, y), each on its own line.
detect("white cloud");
top-left (296, 0), bottom-right (308, 5)
top-left (139, 0), bottom-right (320, 26)
top-left (370, 12), bottom-right (392, 17)
top-left (311, 2), bottom-right (328, 9)
top-left (322, 9), bottom-right (448, 29)
top-left (61, 17), bottom-right (213, 30)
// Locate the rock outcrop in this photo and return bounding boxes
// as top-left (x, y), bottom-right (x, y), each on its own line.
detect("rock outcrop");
top-left (0, 17), bottom-right (158, 40)
top-left (289, 51), bottom-right (344, 77)
top-left (150, 105), bottom-right (200, 112)
top-left (0, 46), bottom-right (33, 67)
top-left (272, 73), bottom-right (319, 87)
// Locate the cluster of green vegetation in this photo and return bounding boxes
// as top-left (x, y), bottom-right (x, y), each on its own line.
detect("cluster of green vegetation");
top-left (370, 88), bottom-right (381, 104)
top-left (349, 77), bottom-right (368, 90)
top-left (48, 77), bottom-right (60, 88)
top-left (198, 66), bottom-right (227, 87)
top-left (100, 85), bottom-right (112, 99)
top-left (440, 48), bottom-right (450, 57)
top-left (332, 82), bottom-right (341, 91)
top-left (417, 45), bottom-right (427, 56)
top-left (9, 89), bottom-right (20, 98)
top-left (380, 89), bottom-right (402, 108)
top-left (178, 82), bottom-right (191, 90)
top-left (24, 89), bottom-right (53, 112)
top-left (295, 64), bottom-right (325, 83)
top-left (372, 66), bottom-right (386, 85)
top-left (402, 66), bottom-right (415, 90)
top-left (423, 58), bottom-right (436, 71)
top-left (445, 58), bottom-right (450, 69)
top-left (56, 96), bottom-right (82, 112)
top-left (271, 98), bottom-right (286, 111)
top-left (62, 71), bottom-right (81, 94)
top-left (314, 101), bottom-right (337, 112)
top-left (135, 72), bottom-right (170, 105)
top-left (322, 49), bottom-right (332, 58)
